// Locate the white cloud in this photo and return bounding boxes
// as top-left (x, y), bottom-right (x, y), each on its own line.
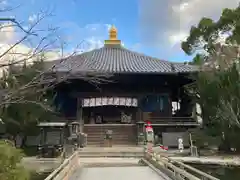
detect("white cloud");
top-left (58, 22), bottom-right (120, 53)
top-left (0, 20), bottom-right (125, 71)
top-left (0, 21), bottom-right (118, 70)
top-left (28, 14), bottom-right (37, 23)
top-left (85, 36), bottom-right (104, 51)
top-left (0, 22), bottom-right (61, 67)
top-left (169, 32), bottom-right (188, 46)
top-left (0, 0), bottom-right (7, 6)
top-left (139, 0), bottom-right (240, 48)
top-left (0, 23), bottom-right (15, 44)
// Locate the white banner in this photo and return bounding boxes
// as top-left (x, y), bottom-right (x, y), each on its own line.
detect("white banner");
top-left (126, 98), bottom-right (132, 106)
top-left (82, 97), bottom-right (138, 107)
top-left (102, 97), bottom-right (107, 105)
top-left (89, 98), bottom-right (95, 107)
top-left (119, 98), bottom-right (126, 106)
top-left (108, 97), bottom-right (114, 105)
top-left (95, 98), bottom-right (102, 106)
top-left (113, 97), bottom-right (119, 105)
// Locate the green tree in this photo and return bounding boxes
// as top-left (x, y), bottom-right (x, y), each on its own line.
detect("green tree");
top-left (187, 62), bottom-right (240, 152)
top-left (0, 140), bottom-right (30, 180)
top-left (188, 54), bottom-right (205, 65)
top-left (0, 59), bottom-right (57, 137)
top-left (0, 7), bottom-right (70, 180)
top-left (182, 4), bottom-right (240, 56)
top-left (182, 4), bottom-right (240, 152)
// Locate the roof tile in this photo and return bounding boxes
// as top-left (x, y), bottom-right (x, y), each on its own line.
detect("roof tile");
top-left (52, 46), bottom-right (198, 74)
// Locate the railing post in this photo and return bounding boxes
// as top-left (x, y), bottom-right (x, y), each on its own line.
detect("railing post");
top-left (145, 149), bottom-right (219, 180)
top-left (44, 151), bottom-right (79, 180)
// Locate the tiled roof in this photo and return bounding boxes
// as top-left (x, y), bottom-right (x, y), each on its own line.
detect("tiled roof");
top-left (52, 46), bottom-right (198, 74)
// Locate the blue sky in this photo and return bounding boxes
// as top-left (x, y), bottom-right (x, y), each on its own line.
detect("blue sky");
top-left (2, 0), bottom-right (239, 62)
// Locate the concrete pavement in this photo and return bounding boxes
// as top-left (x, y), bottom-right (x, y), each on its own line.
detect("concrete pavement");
top-left (78, 157), bottom-right (140, 164)
top-left (79, 166), bottom-right (165, 180)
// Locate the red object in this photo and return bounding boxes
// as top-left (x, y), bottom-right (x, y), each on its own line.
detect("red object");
top-left (145, 120), bottom-right (153, 133)
top-left (145, 126), bottom-right (152, 131)
top-left (145, 120), bottom-right (152, 128)
top-left (164, 146), bottom-right (168, 150)
top-left (159, 145), bottom-right (168, 151)
top-left (145, 120), bottom-right (151, 124)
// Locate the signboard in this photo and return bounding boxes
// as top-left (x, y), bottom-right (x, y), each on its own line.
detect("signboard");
top-left (82, 97), bottom-right (138, 107)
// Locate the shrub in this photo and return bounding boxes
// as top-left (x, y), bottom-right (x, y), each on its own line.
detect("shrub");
top-left (0, 140), bottom-right (30, 180)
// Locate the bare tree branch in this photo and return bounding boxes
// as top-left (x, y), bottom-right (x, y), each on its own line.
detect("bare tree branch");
top-left (0, 7), bottom-right (110, 116)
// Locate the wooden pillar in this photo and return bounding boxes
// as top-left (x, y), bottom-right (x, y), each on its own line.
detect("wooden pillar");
top-left (136, 96), bottom-right (145, 145)
top-left (137, 95), bottom-right (143, 123)
top-left (77, 98), bottom-right (84, 132)
top-left (137, 108), bottom-right (142, 122)
top-left (168, 94), bottom-right (172, 117)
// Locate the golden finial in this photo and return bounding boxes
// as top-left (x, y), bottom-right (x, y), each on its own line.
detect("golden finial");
top-left (104, 25), bottom-right (121, 46)
top-left (109, 25), bottom-right (117, 40)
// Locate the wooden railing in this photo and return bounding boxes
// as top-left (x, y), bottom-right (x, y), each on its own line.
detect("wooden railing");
top-left (144, 151), bottom-right (220, 180)
top-left (171, 160), bottom-right (219, 180)
top-left (148, 117), bottom-right (199, 125)
top-left (44, 151), bottom-right (79, 180)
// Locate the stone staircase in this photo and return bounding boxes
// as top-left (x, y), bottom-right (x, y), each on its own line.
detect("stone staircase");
top-left (83, 124), bottom-right (137, 146)
top-left (78, 146), bottom-right (145, 158)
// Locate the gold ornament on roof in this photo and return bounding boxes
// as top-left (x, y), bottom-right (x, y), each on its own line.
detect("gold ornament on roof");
top-left (104, 25), bottom-right (121, 45)
top-left (109, 25), bottom-right (117, 40)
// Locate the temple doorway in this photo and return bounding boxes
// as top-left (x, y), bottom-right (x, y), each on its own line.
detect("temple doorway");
top-left (83, 106), bottom-right (137, 124)
top-left (81, 96), bottom-right (138, 124)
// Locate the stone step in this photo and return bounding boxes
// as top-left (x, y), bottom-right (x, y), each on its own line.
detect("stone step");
top-left (86, 140), bottom-right (136, 144)
top-left (78, 152), bottom-right (144, 158)
top-left (84, 131), bottom-right (136, 134)
top-left (85, 132), bottom-right (136, 135)
top-left (86, 140), bottom-right (136, 143)
top-left (84, 125), bottom-right (137, 146)
top-left (86, 143), bottom-right (137, 147)
top-left (86, 139), bottom-right (136, 143)
top-left (84, 126), bottom-right (136, 130)
top-left (86, 135), bottom-right (136, 139)
top-left (84, 128), bottom-right (136, 130)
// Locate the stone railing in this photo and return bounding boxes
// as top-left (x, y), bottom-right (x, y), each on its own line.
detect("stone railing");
top-left (44, 151), bottom-right (79, 180)
top-left (143, 151), bottom-right (220, 180)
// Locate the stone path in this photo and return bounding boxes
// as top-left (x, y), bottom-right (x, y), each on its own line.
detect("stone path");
top-left (78, 166), bottom-right (165, 180)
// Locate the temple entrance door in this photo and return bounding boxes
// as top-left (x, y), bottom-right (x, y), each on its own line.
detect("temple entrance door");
top-left (83, 106), bottom-right (137, 124)
top-left (140, 95), bottom-right (169, 117)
